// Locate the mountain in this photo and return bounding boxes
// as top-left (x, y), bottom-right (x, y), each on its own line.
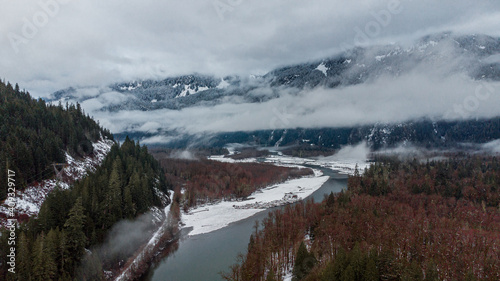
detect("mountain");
top-left (113, 118), bottom-right (499, 152)
top-left (50, 33), bottom-right (500, 149)
top-left (50, 33), bottom-right (500, 112)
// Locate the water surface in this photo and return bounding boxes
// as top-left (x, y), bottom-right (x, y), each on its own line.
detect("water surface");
top-left (143, 167), bottom-right (347, 281)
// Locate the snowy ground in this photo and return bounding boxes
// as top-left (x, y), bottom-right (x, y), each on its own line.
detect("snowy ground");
top-left (209, 154), bottom-right (370, 175)
top-left (0, 138), bottom-right (114, 227)
top-left (184, 153), bottom-right (369, 236)
top-left (181, 168), bottom-right (328, 236)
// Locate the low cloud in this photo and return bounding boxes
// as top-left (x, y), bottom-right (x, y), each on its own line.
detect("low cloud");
top-left (97, 212), bottom-right (159, 263)
top-left (317, 141), bottom-right (370, 162)
top-left (86, 71), bottom-right (500, 139)
top-left (481, 139), bottom-right (500, 154)
top-left (169, 150), bottom-right (198, 160)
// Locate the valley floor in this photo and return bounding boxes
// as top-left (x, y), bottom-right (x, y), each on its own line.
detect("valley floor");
top-left (181, 168), bottom-right (328, 236)
top-left (182, 154), bottom-right (368, 236)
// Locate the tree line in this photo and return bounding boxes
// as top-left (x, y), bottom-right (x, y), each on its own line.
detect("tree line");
top-left (156, 157), bottom-right (312, 211)
top-left (223, 156), bottom-right (500, 280)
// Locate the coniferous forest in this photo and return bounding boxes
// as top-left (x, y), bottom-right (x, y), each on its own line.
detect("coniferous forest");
top-left (0, 80), bottom-right (170, 280)
top-left (0, 80), bottom-right (113, 201)
top-left (223, 156), bottom-right (500, 281)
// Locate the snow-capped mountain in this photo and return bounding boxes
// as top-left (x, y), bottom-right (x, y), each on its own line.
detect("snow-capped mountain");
top-left (50, 33), bottom-right (500, 149)
top-left (51, 33), bottom-right (500, 113)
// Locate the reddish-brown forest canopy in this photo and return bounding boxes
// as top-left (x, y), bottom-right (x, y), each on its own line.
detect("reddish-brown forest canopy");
top-left (156, 157), bottom-right (313, 210)
top-left (224, 156), bottom-right (500, 281)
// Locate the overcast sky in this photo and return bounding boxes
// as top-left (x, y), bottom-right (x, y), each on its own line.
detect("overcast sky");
top-left (1, 0), bottom-right (500, 97)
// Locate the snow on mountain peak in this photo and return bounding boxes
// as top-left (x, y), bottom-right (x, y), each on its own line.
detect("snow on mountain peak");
top-left (315, 62), bottom-right (328, 76)
top-left (216, 78), bottom-right (230, 89)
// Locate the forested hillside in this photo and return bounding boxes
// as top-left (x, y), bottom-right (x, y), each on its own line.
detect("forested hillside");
top-left (0, 137), bottom-right (170, 280)
top-left (0, 80), bottom-right (170, 280)
top-left (0, 80), bottom-right (113, 201)
top-left (224, 156), bottom-right (500, 281)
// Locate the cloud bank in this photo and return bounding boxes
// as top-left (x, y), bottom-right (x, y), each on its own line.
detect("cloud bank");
top-left (85, 71), bottom-right (500, 137)
top-left (1, 0), bottom-right (500, 97)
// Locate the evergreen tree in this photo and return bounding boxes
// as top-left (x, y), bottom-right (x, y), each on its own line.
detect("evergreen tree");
top-left (64, 198), bottom-right (86, 269)
top-left (341, 265), bottom-right (356, 281)
top-left (75, 252), bottom-right (105, 281)
top-left (17, 232), bottom-right (32, 281)
top-left (364, 253), bottom-right (379, 281)
top-left (292, 242), bottom-right (316, 281)
top-left (424, 260), bottom-right (439, 281)
top-left (123, 185), bottom-right (136, 218)
top-left (104, 159), bottom-right (123, 226)
top-left (32, 234), bottom-right (57, 281)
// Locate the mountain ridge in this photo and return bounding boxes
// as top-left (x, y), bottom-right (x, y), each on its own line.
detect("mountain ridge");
top-left (50, 33), bottom-right (500, 112)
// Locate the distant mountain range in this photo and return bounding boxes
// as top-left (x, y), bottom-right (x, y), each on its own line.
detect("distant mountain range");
top-left (50, 33), bottom-right (500, 149)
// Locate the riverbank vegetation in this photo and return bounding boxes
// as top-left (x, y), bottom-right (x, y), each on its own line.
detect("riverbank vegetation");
top-left (155, 156), bottom-right (313, 211)
top-left (223, 155), bottom-right (500, 280)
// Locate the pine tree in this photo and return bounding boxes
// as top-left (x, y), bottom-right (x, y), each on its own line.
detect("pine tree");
top-left (105, 158), bottom-right (123, 225)
top-left (292, 241), bottom-right (316, 281)
top-left (123, 185), bottom-right (136, 218)
top-left (32, 234), bottom-right (57, 281)
top-left (424, 260), bottom-right (439, 281)
top-left (364, 252), bottom-right (379, 281)
top-left (17, 232), bottom-right (32, 280)
top-left (64, 197), bottom-right (86, 269)
top-left (332, 247), bottom-right (348, 280)
top-left (341, 265), bottom-right (356, 281)
top-left (75, 252), bottom-right (105, 281)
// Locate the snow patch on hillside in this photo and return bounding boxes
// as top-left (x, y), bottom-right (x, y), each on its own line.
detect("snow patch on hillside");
top-left (0, 138), bottom-right (114, 227)
top-left (216, 78), bottom-right (230, 89)
top-left (316, 62), bottom-right (328, 76)
top-left (120, 82), bottom-right (142, 91)
top-left (176, 85), bottom-right (210, 98)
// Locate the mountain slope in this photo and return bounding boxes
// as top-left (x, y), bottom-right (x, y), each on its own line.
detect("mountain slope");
top-left (0, 80), bottom-right (171, 280)
top-left (50, 33), bottom-right (500, 113)
top-left (51, 33), bottom-right (500, 150)
top-left (0, 80), bottom-right (113, 202)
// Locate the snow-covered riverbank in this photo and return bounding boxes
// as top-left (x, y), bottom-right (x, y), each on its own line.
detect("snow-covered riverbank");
top-left (208, 154), bottom-right (370, 175)
top-left (181, 168), bottom-right (329, 236)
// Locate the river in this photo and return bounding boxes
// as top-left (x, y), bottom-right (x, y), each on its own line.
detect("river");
top-left (141, 167), bottom-right (348, 281)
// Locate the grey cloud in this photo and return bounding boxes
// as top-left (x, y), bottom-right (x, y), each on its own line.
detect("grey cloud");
top-left (1, 0), bottom-right (500, 97)
top-left (86, 71), bottom-right (500, 136)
